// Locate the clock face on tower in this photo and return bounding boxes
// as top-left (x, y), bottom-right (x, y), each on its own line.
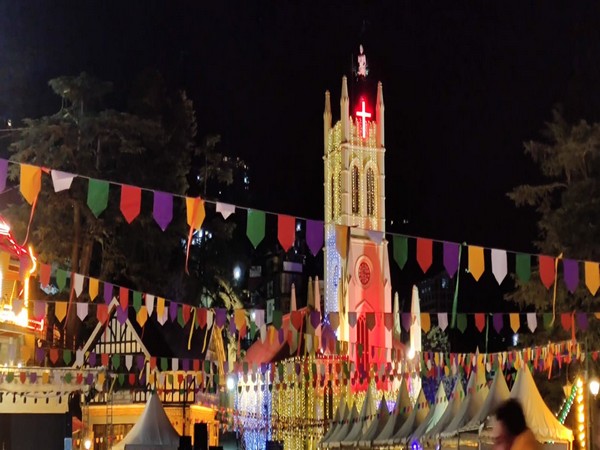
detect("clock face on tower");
top-left (356, 257), bottom-right (372, 287)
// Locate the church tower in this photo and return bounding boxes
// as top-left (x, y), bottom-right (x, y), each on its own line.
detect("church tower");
top-left (323, 46), bottom-right (392, 379)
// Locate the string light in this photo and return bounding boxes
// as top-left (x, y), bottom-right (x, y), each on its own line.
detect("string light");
top-left (575, 377), bottom-right (586, 449)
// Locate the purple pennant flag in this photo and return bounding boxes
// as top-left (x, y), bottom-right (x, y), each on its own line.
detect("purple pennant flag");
top-left (29, 372), bottom-right (37, 383)
top-left (306, 220), bottom-right (324, 256)
top-left (169, 301), bottom-right (178, 322)
top-left (563, 259), bottom-right (579, 294)
top-left (116, 307), bottom-right (127, 324)
top-left (214, 308), bottom-right (227, 328)
top-left (401, 312), bottom-right (412, 331)
top-left (35, 347), bottom-right (45, 364)
top-left (103, 283), bottom-right (113, 304)
top-left (86, 373), bottom-right (95, 385)
top-left (89, 352), bottom-right (97, 367)
top-left (310, 310), bottom-right (321, 328)
top-left (443, 242), bottom-right (460, 278)
top-left (493, 314), bottom-right (503, 333)
top-left (153, 191), bottom-right (173, 231)
top-left (278, 328), bottom-right (285, 344)
top-left (577, 312), bottom-right (589, 331)
top-left (136, 354), bottom-right (145, 370)
top-left (182, 359), bottom-right (190, 372)
top-left (0, 159), bottom-right (7, 192)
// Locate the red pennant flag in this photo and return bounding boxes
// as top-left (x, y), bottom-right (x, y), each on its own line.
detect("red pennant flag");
top-left (40, 263), bottom-right (51, 287)
top-left (561, 313), bottom-right (572, 332)
top-left (150, 357), bottom-right (157, 370)
top-left (96, 304), bottom-right (108, 324)
top-left (182, 304), bottom-right (191, 324)
top-left (474, 313), bottom-right (485, 332)
top-left (101, 353), bottom-right (109, 367)
top-left (416, 238), bottom-right (433, 273)
top-left (120, 185), bottom-right (142, 224)
top-left (538, 255), bottom-right (555, 289)
top-left (197, 308), bottom-right (207, 328)
top-left (128, 373), bottom-right (136, 386)
top-left (277, 214), bottom-right (296, 252)
top-left (119, 287), bottom-right (129, 311)
top-left (49, 348), bottom-right (59, 364)
top-left (193, 359), bottom-right (200, 371)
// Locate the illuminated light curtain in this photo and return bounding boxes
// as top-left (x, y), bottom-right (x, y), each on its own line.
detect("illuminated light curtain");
top-left (330, 175), bottom-right (335, 221)
top-left (366, 166), bottom-right (376, 217)
top-left (352, 165), bottom-right (359, 214)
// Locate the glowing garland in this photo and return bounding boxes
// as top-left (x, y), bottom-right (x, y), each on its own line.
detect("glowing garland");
top-left (557, 383), bottom-right (577, 424)
top-left (576, 377), bottom-right (586, 449)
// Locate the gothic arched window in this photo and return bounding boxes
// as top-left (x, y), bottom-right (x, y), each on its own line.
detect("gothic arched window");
top-left (366, 167), bottom-right (376, 217)
top-left (351, 165), bottom-right (360, 214)
top-left (330, 175), bottom-right (335, 220)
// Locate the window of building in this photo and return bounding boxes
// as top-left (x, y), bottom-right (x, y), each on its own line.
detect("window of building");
top-left (366, 167), bottom-right (376, 216)
top-left (351, 165), bottom-right (359, 214)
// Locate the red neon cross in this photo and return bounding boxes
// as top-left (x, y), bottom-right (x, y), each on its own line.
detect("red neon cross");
top-left (356, 100), bottom-right (371, 139)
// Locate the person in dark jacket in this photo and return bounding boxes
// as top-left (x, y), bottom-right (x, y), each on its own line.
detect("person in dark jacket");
top-left (492, 399), bottom-right (541, 450)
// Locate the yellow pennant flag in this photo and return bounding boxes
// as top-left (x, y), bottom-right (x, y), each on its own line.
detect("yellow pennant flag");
top-left (20, 164), bottom-right (42, 205)
top-left (97, 372), bottom-right (105, 386)
top-left (420, 313), bottom-right (431, 333)
top-left (468, 246), bottom-right (485, 281)
top-left (186, 197), bottom-right (206, 230)
top-left (21, 345), bottom-right (31, 363)
top-left (42, 371), bottom-right (50, 384)
top-left (585, 261), bottom-right (600, 296)
top-left (137, 306), bottom-right (148, 327)
top-left (89, 278), bottom-right (99, 301)
top-left (54, 301), bottom-right (67, 321)
top-left (157, 297), bottom-right (165, 318)
top-left (509, 313), bottom-right (520, 333)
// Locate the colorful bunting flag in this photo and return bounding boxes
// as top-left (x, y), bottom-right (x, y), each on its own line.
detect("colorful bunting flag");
top-left (0, 159), bottom-right (8, 192)
top-left (585, 262), bottom-right (600, 295)
top-left (87, 179), bottom-right (109, 217)
top-left (563, 259), bottom-right (579, 294)
top-left (538, 255), bottom-right (555, 290)
top-left (491, 249), bottom-right (508, 284)
top-left (393, 236), bottom-right (408, 269)
top-left (153, 191), bottom-right (173, 231)
top-left (306, 220), bottom-right (324, 256)
top-left (120, 185), bottom-right (142, 224)
top-left (468, 246), bottom-right (484, 281)
top-left (89, 278), bottom-right (99, 301)
top-left (246, 209), bottom-right (266, 248)
top-left (515, 254), bottom-right (531, 283)
top-left (416, 238), bottom-right (433, 273)
top-left (277, 214), bottom-right (295, 252)
top-left (51, 170), bottom-right (75, 192)
top-left (20, 164), bottom-right (41, 205)
top-left (443, 242), bottom-right (460, 278)
top-left (216, 202), bottom-right (235, 219)
top-left (186, 197), bottom-right (206, 230)
top-left (509, 313), bottom-right (520, 333)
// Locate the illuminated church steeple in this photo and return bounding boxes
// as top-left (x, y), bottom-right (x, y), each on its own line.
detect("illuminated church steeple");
top-left (323, 45), bottom-right (392, 378)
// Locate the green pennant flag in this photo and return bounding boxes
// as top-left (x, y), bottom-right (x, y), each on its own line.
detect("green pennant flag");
top-left (543, 312), bottom-right (554, 329)
top-left (87, 179), bottom-right (110, 217)
top-left (56, 269), bottom-right (68, 291)
top-left (133, 291), bottom-right (142, 312)
top-left (272, 310), bottom-right (283, 330)
top-left (111, 354), bottom-right (120, 370)
top-left (246, 209), bottom-right (266, 248)
top-left (177, 306), bottom-right (185, 328)
top-left (118, 374), bottom-right (125, 386)
top-left (63, 349), bottom-right (72, 365)
top-left (167, 373), bottom-right (174, 385)
top-left (393, 236), bottom-right (408, 269)
top-left (250, 321), bottom-right (257, 339)
top-left (6, 372), bottom-right (13, 383)
top-left (204, 360), bottom-right (211, 373)
top-left (277, 362), bottom-right (284, 380)
top-left (64, 372), bottom-right (72, 384)
top-left (457, 313), bottom-right (468, 333)
top-left (161, 357), bottom-right (169, 371)
top-left (515, 253), bottom-right (531, 283)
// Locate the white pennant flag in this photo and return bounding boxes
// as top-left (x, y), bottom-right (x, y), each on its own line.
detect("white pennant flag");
top-left (491, 249), bottom-right (508, 285)
top-left (254, 309), bottom-right (265, 328)
top-left (438, 312), bottom-right (448, 331)
top-left (73, 273), bottom-right (84, 298)
top-left (146, 294), bottom-right (155, 316)
top-left (76, 302), bottom-right (88, 321)
top-left (125, 355), bottom-right (133, 371)
top-left (51, 170), bottom-right (76, 192)
top-left (527, 313), bottom-right (537, 332)
top-left (171, 358), bottom-right (179, 372)
top-left (216, 202), bottom-right (235, 220)
top-left (157, 306), bottom-right (168, 325)
top-left (75, 349), bottom-right (85, 367)
top-left (206, 310), bottom-right (214, 329)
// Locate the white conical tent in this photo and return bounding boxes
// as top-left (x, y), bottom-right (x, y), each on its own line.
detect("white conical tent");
top-left (358, 395), bottom-right (390, 447)
top-left (372, 379), bottom-right (412, 446)
top-left (338, 385), bottom-right (377, 447)
top-left (386, 387), bottom-right (430, 446)
top-left (441, 362), bottom-right (489, 438)
top-left (113, 393), bottom-right (180, 450)
top-left (324, 403), bottom-right (359, 448)
top-left (509, 367), bottom-right (573, 443)
top-left (459, 369), bottom-right (510, 433)
top-left (410, 381), bottom-right (448, 442)
top-left (421, 377), bottom-right (465, 441)
top-left (320, 398), bottom-right (348, 446)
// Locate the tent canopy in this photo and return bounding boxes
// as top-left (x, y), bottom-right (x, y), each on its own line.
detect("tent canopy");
top-left (372, 379), bottom-right (412, 446)
top-left (113, 393), bottom-right (180, 450)
top-left (510, 367), bottom-right (573, 443)
top-left (459, 369), bottom-right (510, 434)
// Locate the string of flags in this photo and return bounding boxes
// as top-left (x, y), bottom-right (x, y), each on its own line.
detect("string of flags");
top-left (5, 159), bottom-right (600, 295)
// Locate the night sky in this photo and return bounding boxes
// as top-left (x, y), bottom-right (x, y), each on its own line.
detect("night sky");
top-left (2, 2), bottom-right (600, 261)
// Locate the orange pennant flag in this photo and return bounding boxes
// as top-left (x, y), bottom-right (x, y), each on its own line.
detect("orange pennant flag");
top-left (54, 301), bottom-right (67, 321)
top-left (420, 313), bottom-right (431, 333)
top-left (585, 261), bottom-right (600, 296)
top-left (157, 297), bottom-right (165, 318)
top-left (509, 313), bottom-right (520, 333)
top-left (20, 164), bottom-right (42, 205)
top-left (186, 197), bottom-right (206, 230)
top-left (88, 278), bottom-right (99, 301)
top-left (137, 306), bottom-right (148, 327)
top-left (468, 246), bottom-right (485, 281)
